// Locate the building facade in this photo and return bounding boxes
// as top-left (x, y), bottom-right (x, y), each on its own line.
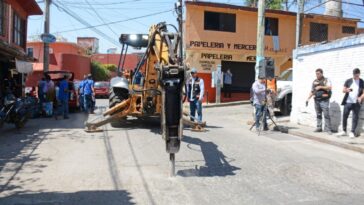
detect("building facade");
top-left (77, 37), bottom-right (99, 55)
top-left (91, 53), bottom-right (140, 77)
top-left (185, 1), bottom-right (359, 102)
top-left (26, 41), bottom-right (91, 87)
top-left (0, 0), bottom-right (42, 98)
top-left (291, 34), bottom-right (364, 133)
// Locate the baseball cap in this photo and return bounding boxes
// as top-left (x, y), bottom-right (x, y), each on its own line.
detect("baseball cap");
top-left (190, 68), bottom-right (197, 73)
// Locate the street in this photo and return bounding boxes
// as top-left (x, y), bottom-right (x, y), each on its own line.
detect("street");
top-left (0, 99), bottom-right (364, 205)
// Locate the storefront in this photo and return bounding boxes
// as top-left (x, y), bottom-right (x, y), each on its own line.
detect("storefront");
top-left (185, 1), bottom-right (358, 103)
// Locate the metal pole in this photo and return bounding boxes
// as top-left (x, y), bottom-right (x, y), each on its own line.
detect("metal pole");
top-left (121, 45), bottom-right (129, 73)
top-left (255, 0), bottom-right (265, 80)
top-left (117, 44), bottom-right (125, 77)
top-left (296, 0), bottom-right (304, 48)
top-left (43, 0), bottom-right (51, 73)
top-left (177, 0), bottom-right (183, 64)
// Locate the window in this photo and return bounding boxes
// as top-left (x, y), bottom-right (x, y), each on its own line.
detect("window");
top-left (342, 26), bottom-right (355, 34)
top-left (13, 12), bottom-right (25, 46)
top-left (310, 22), bottom-right (328, 42)
top-left (204, 11), bottom-right (236, 32)
top-left (0, 0), bottom-right (6, 36)
top-left (27, 48), bottom-right (33, 57)
top-left (265, 17), bottom-right (279, 36)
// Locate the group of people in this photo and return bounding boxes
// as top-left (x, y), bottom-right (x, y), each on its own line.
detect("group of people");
top-left (251, 67), bottom-right (363, 139)
top-left (306, 68), bottom-right (363, 138)
top-left (37, 74), bottom-right (70, 119)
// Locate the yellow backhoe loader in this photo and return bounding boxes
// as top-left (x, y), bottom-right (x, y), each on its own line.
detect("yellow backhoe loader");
top-left (85, 22), bottom-right (205, 176)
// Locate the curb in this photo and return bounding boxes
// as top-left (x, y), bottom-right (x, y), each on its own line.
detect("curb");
top-left (288, 130), bottom-right (364, 154)
top-left (203, 101), bottom-right (250, 108)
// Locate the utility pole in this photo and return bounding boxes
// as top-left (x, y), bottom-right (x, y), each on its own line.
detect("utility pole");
top-left (296, 0), bottom-right (304, 47)
top-left (43, 0), bottom-right (51, 73)
top-left (255, 0), bottom-right (265, 80)
top-left (176, 0), bottom-right (183, 64)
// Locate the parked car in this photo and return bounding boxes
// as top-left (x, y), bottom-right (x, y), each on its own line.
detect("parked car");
top-left (94, 81), bottom-right (110, 98)
top-left (45, 71), bottom-right (79, 110)
top-left (275, 68), bottom-right (292, 116)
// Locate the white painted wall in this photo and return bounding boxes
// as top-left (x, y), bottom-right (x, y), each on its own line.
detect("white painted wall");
top-left (291, 35), bottom-right (364, 133)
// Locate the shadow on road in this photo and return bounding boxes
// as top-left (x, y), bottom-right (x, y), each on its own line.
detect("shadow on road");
top-left (106, 117), bottom-right (161, 135)
top-left (0, 190), bottom-right (135, 205)
top-left (177, 136), bottom-right (240, 177)
top-left (0, 112), bottom-right (90, 194)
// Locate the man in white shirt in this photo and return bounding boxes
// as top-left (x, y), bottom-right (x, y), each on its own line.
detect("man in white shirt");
top-left (337, 68), bottom-right (364, 138)
top-left (252, 77), bottom-right (268, 131)
top-left (187, 68), bottom-right (205, 122)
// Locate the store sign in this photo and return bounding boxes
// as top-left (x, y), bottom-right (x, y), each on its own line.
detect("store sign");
top-left (41, 33), bottom-right (56, 43)
top-left (189, 41), bottom-right (287, 53)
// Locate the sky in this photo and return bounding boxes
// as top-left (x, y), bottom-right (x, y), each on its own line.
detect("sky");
top-left (28, 0), bottom-right (364, 53)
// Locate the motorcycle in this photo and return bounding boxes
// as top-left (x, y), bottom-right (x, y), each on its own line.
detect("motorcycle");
top-left (0, 91), bottom-right (32, 129)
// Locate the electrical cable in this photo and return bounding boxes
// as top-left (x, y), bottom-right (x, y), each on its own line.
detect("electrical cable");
top-left (84, 0), bottom-right (119, 37)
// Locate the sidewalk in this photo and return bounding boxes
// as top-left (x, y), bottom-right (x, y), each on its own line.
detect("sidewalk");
top-left (286, 123), bottom-right (364, 154)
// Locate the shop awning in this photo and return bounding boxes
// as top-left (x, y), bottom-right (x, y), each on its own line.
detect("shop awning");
top-left (16, 59), bottom-right (33, 73)
top-left (0, 39), bottom-right (37, 62)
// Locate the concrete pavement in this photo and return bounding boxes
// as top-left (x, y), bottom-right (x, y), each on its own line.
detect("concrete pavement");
top-left (0, 100), bottom-right (363, 205)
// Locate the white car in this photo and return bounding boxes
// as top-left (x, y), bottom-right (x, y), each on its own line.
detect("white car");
top-left (275, 68), bottom-right (292, 115)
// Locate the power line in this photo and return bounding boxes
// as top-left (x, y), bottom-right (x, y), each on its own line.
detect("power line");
top-left (53, 0), bottom-right (121, 46)
top-left (40, 8), bottom-right (174, 35)
top-left (57, 0), bottom-right (142, 6)
top-left (84, 0), bottom-right (119, 36)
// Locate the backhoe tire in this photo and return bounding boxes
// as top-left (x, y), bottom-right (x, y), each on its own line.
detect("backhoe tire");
top-left (109, 88), bottom-right (128, 128)
top-left (280, 94), bottom-right (292, 116)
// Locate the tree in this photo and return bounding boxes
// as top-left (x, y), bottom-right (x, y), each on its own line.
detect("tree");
top-left (245, 0), bottom-right (313, 11)
top-left (91, 61), bottom-right (110, 81)
top-left (245, 0), bottom-right (284, 9)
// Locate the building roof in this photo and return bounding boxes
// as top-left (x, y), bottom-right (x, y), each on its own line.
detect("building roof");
top-left (294, 33), bottom-right (364, 57)
top-left (185, 1), bottom-right (360, 22)
top-left (14, 0), bottom-right (43, 15)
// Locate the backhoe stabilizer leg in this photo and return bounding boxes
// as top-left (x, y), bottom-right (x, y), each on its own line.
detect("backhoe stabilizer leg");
top-left (85, 110), bottom-right (129, 132)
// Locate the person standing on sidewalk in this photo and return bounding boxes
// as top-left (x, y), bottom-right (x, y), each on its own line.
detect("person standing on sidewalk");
top-left (252, 77), bottom-right (268, 131)
top-left (78, 75), bottom-right (86, 112)
top-left (223, 69), bottom-right (233, 98)
top-left (56, 75), bottom-right (70, 119)
top-left (83, 74), bottom-right (95, 114)
top-left (187, 68), bottom-right (204, 122)
top-left (306, 68), bottom-right (332, 134)
top-left (337, 68), bottom-right (364, 138)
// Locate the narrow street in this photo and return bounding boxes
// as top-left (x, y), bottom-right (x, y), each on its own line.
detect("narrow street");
top-left (0, 99), bottom-right (364, 205)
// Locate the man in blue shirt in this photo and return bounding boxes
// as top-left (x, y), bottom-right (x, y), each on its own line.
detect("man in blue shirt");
top-left (83, 74), bottom-right (95, 114)
top-left (186, 68), bottom-right (205, 122)
top-left (78, 75), bottom-right (86, 112)
top-left (56, 75), bottom-right (70, 119)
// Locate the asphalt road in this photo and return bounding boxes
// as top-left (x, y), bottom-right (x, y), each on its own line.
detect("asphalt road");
top-left (0, 99), bottom-right (363, 205)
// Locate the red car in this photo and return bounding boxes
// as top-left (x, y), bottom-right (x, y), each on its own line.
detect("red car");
top-left (94, 81), bottom-right (110, 98)
top-left (45, 71), bottom-right (79, 109)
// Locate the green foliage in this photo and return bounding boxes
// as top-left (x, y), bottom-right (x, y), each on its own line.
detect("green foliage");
top-left (244, 0), bottom-right (286, 10)
top-left (91, 61), bottom-right (110, 81)
top-left (103, 64), bottom-right (118, 72)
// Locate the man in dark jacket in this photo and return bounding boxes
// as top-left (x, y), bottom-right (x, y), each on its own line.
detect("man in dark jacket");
top-left (306, 68), bottom-right (332, 134)
top-left (337, 68), bottom-right (364, 138)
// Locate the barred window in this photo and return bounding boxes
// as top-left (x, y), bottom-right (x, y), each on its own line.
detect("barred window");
top-left (13, 12), bottom-right (25, 47)
top-left (265, 17), bottom-right (279, 36)
top-left (0, 0), bottom-right (6, 36)
top-left (204, 11), bottom-right (236, 32)
top-left (27, 47), bottom-right (33, 58)
top-left (342, 26), bottom-right (355, 34)
top-left (310, 22), bottom-right (328, 42)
